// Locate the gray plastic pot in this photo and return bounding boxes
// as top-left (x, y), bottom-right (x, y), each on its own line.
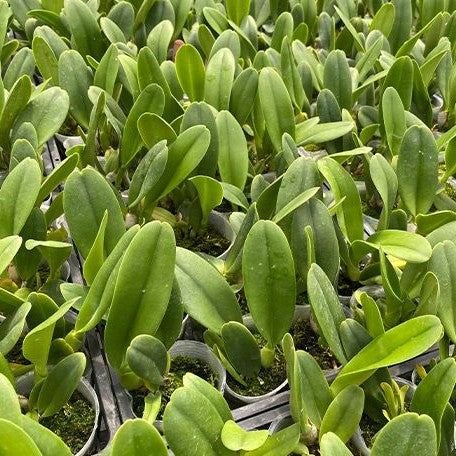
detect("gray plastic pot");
top-left (16, 371), bottom-right (100, 456)
top-left (225, 305), bottom-right (342, 405)
top-left (127, 340), bottom-right (226, 432)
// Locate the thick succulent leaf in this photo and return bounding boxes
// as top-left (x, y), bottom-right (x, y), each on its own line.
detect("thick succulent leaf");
top-left (371, 413), bottom-right (437, 456)
top-left (175, 44), bottom-right (205, 102)
top-left (105, 222), bottom-right (175, 370)
top-left (175, 247), bottom-right (242, 334)
top-left (221, 420), bottom-right (268, 451)
top-left (397, 125), bottom-right (439, 216)
top-left (330, 315), bottom-right (443, 394)
top-left (0, 419), bottom-right (42, 456)
top-left (243, 220), bottom-right (296, 347)
top-left (216, 110), bottom-right (248, 190)
top-left (126, 335), bottom-right (169, 390)
top-left (308, 264), bottom-right (347, 364)
top-left (63, 167), bottom-right (125, 259)
top-left (320, 385), bottom-right (364, 443)
top-left (410, 357), bottom-right (456, 445)
top-left (37, 352), bottom-right (86, 417)
top-left (0, 158), bottom-right (41, 239)
top-left (258, 67), bottom-right (295, 152)
top-left (110, 419), bottom-right (168, 456)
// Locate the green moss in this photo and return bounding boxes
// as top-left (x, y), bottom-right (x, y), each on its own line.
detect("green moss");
top-left (358, 413), bottom-right (383, 449)
top-left (175, 225), bottom-right (231, 257)
top-left (131, 356), bottom-right (218, 419)
top-left (289, 317), bottom-right (339, 371)
top-left (445, 183), bottom-right (456, 202)
top-left (41, 391), bottom-right (95, 454)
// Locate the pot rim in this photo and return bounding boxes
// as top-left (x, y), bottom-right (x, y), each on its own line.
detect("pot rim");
top-left (16, 371), bottom-right (100, 456)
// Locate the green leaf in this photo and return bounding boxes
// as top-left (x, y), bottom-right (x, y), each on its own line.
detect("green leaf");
top-left (63, 167), bottom-right (125, 259)
top-left (120, 83), bottom-right (165, 166)
top-left (4, 47), bottom-right (36, 91)
top-left (244, 423), bottom-right (300, 456)
top-left (351, 230), bottom-right (432, 264)
top-left (0, 235), bottom-right (22, 275)
top-left (411, 357), bottom-right (456, 445)
top-left (272, 187), bottom-right (319, 224)
top-left (83, 210), bottom-right (108, 285)
top-left (0, 372), bottom-right (21, 424)
top-left (320, 385), bottom-right (364, 443)
top-left (230, 68), bottom-right (259, 125)
top-left (147, 20), bottom-right (174, 64)
top-left (226, 0), bottom-right (250, 25)
top-left (126, 335), bottom-right (169, 390)
top-left (296, 120), bottom-right (354, 147)
top-left (258, 67), bottom-right (295, 152)
top-left (137, 113), bottom-right (176, 149)
top-left (189, 176), bottom-right (224, 226)
top-left (0, 419), bottom-right (42, 456)
top-left (216, 110), bottom-right (248, 190)
top-left (128, 141), bottom-right (168, 208)
top-left (318, 157), bottom-right (363, 242)
top-left (37, 352), bottom-right (85, 417)
top-left (94, 44), bottom-right (119, 96)
top-left (111, 419), bottom-right (168, 456)
top-left (429, 240), bottom-right (456, 344)
top-left (145, 125), bottom-right (211, 203)
top-left (163, 376), bottom-right (235, 456)
top-left (23, 299), bottom-right (76, 377)
top-left (58, 50), bottom-right (93, 129)
top-left (308, 264), bottom-right (347, 364)
top-left (382, 87), bottom-right (406, 156)
top-left (221, 322), bottom-right (261, 378)
top-left (105, 222), bottom-right (175, 370)
top-left (0, 158), bottom-right (41, 239)
top-left (175, 247), bottom-right (242, 334)
top-left (323, 50), bottom-right (352, 110)
top-left (0, 301), bottom-right (31, 355)
top-left (369, 154), bottom-right (398, 230)
top-left (63, 0), bottom-right (104, 60)
top-left (397, 125), bottom-right (439, 216)
top-left (371, 413), bottom-right (437, 456)
top-left (175, 44), bottom-right (205, 102)
top-left (205, 49), bottom-right (235, 111)
top-left (320, 432), bottom-right (354, 456)
top-left (330, 315), bottom-right (443, 394)
top-left (243, 220), bottom-right (296, 348)
top-left (12, 87), bottom-right (69, 147)
top-left (36, 154), bottom-right (79, 205)
top-left (221, 420), bottom-right (268, 451)
top-left (221, 182), bottom-right (248, 209)
top-left (21, 415), bottom-right (72, 456)
top-left (74, 226), bottom-right (140, 334)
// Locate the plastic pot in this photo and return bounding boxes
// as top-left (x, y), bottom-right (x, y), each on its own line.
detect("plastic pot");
top-left (55, 133), bottom-right (84, 151)
top-left (16, 371), bottom-right (100, 456)
top-left (126, 340), bottom-right (226, 432)
top-left (225, 305), bottom-right (342, 405)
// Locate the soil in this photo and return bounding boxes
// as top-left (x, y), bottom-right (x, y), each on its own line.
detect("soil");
top-left (214, 199), bottom-right (234, 213)
top-left (131, 356), bottom-right (218, 420)
top-left (5, 335), bottom-right (30, 365)
top-left (338, 274), bottom-right (360, 297)
top-left (358, 413), bottom-right (383, 449)
top-left (41, 391), bottom-right (95, 454)
top-left (175, 225), bottom-right (231, 257)
top-left (289, 317), bottom-right (339, 371)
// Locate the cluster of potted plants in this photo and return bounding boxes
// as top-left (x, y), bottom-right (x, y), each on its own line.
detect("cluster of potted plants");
top-left (2, 0), bottom-right (456, 454)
